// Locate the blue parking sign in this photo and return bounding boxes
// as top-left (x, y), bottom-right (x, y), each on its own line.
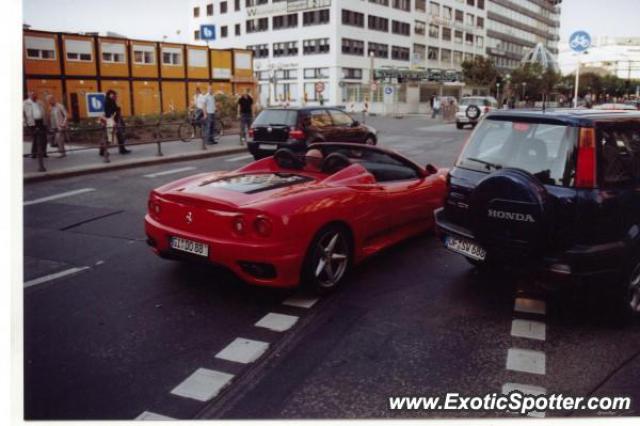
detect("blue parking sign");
top-left (86, 92), bottom-right (106, 117)
top-left (200, 25), bottom-right (216, 41)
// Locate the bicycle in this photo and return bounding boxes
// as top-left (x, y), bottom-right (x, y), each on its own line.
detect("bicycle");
top-left (178, 110), bottom-right (224, 142)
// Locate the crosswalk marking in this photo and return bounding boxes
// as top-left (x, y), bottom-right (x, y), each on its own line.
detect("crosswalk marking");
top-left (282, 296), bottom-right (319, 309)
top-left (143, 167), bottom-right (197, 178)
top-left (214, 337), bottom-right (269, 364)
top-left (170, 368), bottom-right (234, 402)
top-left (255, 312), bottom-right (299, 332)
top-left (225, 154), bottom-right (253, 162)
top-left (24, 188), bottom-right (96, 206)
top-left (135, 411), bottom-right (175, 421)
top-left (506, 348), bottom-right (546, 375)
top-left (511, 319), bottom-right (546, 341)
top-left (24, 266), bottom-right (90, 288)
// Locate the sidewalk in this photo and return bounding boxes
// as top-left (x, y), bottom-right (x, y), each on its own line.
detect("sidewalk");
top-left (23, 135), bottom-right (248, 183)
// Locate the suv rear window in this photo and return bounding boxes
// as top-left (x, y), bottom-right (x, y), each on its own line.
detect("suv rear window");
top-left (460, 97), bottom-right (496, 107)
top-left (253, 110), bottom-right (298, 127)
top-left (457, 118), bottom-right (579, 187)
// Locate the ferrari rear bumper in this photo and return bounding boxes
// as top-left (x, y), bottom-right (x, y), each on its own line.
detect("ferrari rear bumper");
top-left (145, 215), bottom-right (305, 288)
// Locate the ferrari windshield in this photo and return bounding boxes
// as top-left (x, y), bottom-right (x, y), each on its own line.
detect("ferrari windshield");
top-left (457, 119), bottom-right (579, 187)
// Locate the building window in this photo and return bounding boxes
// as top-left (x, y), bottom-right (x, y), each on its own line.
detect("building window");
top-left (428, 46), bottom-right (439, 61)
top-left (162, 48), bottom-right (182, 65)
top-left (25, 36), bottom-right (56, 60)
top-left (455, 10), bottom-right (463, 22)
top-left (441, 48), bottom-right (451, 63)
top-left (476, 35), bottom-right (484, 48)
top-left (476, 17), bottom-right (484, 29)
top-left (442, 27), bottom-right (452, 41)
top-left (454, 30), bottom-right (463, 44)
top-left (442, 6), bottom-right (452, 20)
top-left (392, 20), bottom-right (411, 36)
top-left (342, 38), bottom-right (364, 56)
top-left (414, 44), bottom-right (426, 62)
top-left (194, 30), bottom-right (200, 40)
top-left (369, 0), bottom-right (389, 6)
top-left (467, 0), bottom-right (474, 5)
top-left (477, 0), bottom-right (484, 9)
top-left (65, 39), bottom-right (93, 62)
top-left (246, 17), bottom-right (268, 33)
top-left (465, 13), bottom-right (474, 26)
top-left (206, 3), bottom-right (213, 15)
top-left (391, 46), bottom-right (410, 61)
top-left (193, 6), bottom-right (200, 17)
top-left (465, 33), bottom-right (474, 46)
top-left (303, 9), bottom-right (330, 26)
top-left (342, 68), bottom-right (363, 80)
top-left (415, 20), bottom-right (426, 36)
top-left (235, 0), bottom-right (240, 11)
top-left (303, 38), bottom-right (330, 55)
top-left (415, 0), bottom-right (426, 12)
top-left (221, 26), bottom-right (228, 38)
top-left (430, 2), bottom-right (440, 16)
top-left (368, 15), bottom-right (389, 32)
top-left (101, 42), bottom-right (126, 63)
top-left (273, 13), bottom-right (298, 30)
top-left (392, 0), bottom-right (410, 12)
top-left (453, 50), bottom-right (463, 64)
top-left (304, 67), bottom-right (330, 79)
top-left (368, 42), bottom-right (389, 59)
top-left (245, 0), bottom-right (268, 5)
top-left (342, 9), bottom-right (364, 27)
top-left (429, 24), bottom-right (439, 38)
top-left (133, 46), bottom-right (155, 64)
top-left (273, 41), bottom-right (298, 57)
top-left (235, 24), bottom-right (241, 36)
top-left (220, 1), bottom-right (228, 13)
top-left (248, 44), bottom-right (269, 58)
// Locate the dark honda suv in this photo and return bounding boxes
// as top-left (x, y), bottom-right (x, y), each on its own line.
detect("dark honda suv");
top-left (435, 109), bottom-right (640, 321)
top-left (247, 107), bottom-right (377, 159)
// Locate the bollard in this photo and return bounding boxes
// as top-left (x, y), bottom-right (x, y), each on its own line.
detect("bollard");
top-left (155, 123), bottom-right (164, 156)
top-left (36, 127), bottom-right (46, 172)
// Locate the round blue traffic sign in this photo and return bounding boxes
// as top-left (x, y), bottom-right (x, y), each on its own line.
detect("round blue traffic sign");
top-left (569, 31), bottom-right (591, 52)
top-left (384, 86), bottom-right (394, 95)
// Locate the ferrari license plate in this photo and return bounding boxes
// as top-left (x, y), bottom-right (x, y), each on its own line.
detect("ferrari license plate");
top-left (446, 236), bottom-right (486, 261)
top-left (170, 237), bottom-right (209, 257)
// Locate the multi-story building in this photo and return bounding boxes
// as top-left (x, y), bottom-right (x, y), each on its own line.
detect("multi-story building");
top-left (190, 0), bottom-right (489, 108)
top-left (485, 0), bottom-right (562, 73)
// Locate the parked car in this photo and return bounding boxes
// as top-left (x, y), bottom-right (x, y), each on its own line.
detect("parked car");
top-left (455, 96), bottom-right (499, 129)
top-left (593, 103), bottom-right (637, 111)
top-left (146, 143), bottom-right (447, 293)
top-left (435, 108), bottom-right (640, 321)
top-left (624, 100), bottom-right (640, 110)
top-left (247, 107), bottom-right (378, 160)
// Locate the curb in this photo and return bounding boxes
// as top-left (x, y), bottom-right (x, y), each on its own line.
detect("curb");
top-left (24, 146), bottom-right (248, 183)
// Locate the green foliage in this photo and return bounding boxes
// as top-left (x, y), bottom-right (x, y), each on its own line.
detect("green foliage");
top-left (510, 63), bottom-right (561, 98)
top-left (461, 57), bottom-right (499, 86)
top-left (557, 72), bottom-right (640, 98)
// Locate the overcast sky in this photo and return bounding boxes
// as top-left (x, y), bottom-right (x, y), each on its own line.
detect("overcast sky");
top-left (22, 0), bottom-right (640, 44)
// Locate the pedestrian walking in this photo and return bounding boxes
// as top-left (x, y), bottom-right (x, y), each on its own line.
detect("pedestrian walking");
top-left (47, 95), bottom-right (69, 157)
top-left (193, 87), bottom-right (205, 123)
top-left (23, 91), bottom-right (48, 159)
top-left (237, 89), bottom-right (254, 145)
top-left (431, 96), bottom-right (441, 119)
top-left (101, 90), bottom-right (131, 156)
top-left (202, 86), bottom-right (218, 145)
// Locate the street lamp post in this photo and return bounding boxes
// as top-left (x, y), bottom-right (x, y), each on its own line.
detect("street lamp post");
top-left (522, 82), bottom-right (527, 102)
top-left (496, 82), bottom-right (501, 104)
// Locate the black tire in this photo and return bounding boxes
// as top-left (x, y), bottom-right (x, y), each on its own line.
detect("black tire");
top-left (605, 255), bottom-right (640, 325)
top-left (178, 122), bottom-right (198, 143)
top-left (301, 224), bottom-right (353, 295)
top-left (365, 135), bottom-right (377, 145)
top-left (456, 122), bottom-right (464, 130)
top-left (465, 257), bottom-right (502, 277)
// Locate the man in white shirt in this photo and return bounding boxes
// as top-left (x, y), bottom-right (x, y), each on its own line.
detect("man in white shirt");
top-left (23, 91), bottom-right (48, 158)
top-left (193, 87), bottom-right (206, 122)
top-left (202, 86), bottom-right (218, 144)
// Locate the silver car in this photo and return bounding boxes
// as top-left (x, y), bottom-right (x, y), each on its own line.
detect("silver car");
top-left (455, 96), bottom-right (498, 129)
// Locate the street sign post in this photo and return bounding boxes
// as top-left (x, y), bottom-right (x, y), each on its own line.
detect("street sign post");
top-left (85, 92), bottom-right (106, 117)
top-left (569, 31), bottom-right (592, 108)
top-left (200, 25), bottom-right (216, 41)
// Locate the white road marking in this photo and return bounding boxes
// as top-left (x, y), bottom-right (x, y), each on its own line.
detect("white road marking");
top-left (282, 296), bottom-right (319, 309)
top-left (225, 154), bottom-right (253, 162)
top-left (506, 348), bottom-right (546, 375)
top-left (24, 266), bottom-right (90, 288)
top-left (215, 337), bottom-right (269, 364)
top-left (24, 188), bottom-right (96, 206)
top-left (170, 368), bottom-right (234, 402)
top-left (502, 383), bottom-right (547, 418)
top-left (144, 167), bottom-right (197, 178)
top-left (255, 312), bottom-right (299, 332)
top-left (135, 411), bottom-right (175, 421)
top-left (514, 298), bottom-right (547, 315)
top-left (511, 319), bottom-right (546, 341)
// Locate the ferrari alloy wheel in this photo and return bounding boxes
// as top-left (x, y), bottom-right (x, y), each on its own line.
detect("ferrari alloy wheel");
top-left (303, 225), bottom-right (352, 294)
top-left (627, 261), bottom-right (640, 314)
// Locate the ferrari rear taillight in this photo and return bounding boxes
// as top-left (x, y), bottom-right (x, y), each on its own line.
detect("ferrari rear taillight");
top-left (576, 128), bottom-right (597, 188)
top-left (148, 198), bottom-right (161, 216)
top-left (232, 217), bottom-right (246, 234)
top-left (289, 128), bottom-right (305, 141)
top-left (253, 217), bottom-right (273, 237)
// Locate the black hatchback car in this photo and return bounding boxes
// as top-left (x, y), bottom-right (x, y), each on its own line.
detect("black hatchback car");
top-left (435, 108), bottom-right (640, 320)
top-left (247, 107), bottom-right (377, 159)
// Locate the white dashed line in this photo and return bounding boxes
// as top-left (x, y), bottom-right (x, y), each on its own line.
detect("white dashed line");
top-left (225, 154), bottom-right (253, 162)
top-left (170, 368), bottom-right (234, 402)
top-left (255, 312), bottom-right (299, 332)
top-left (511, 319), bottom-right (546, 341)
top-left (143, 167), bottom-right (197, 178)
top-left (24, 266), bottom-right (90, 288)
top-left (506, 348), bottom-right (546, 375)
top-left (24, 188), bottom-right (96, 206)
top-left (502, 383), bottom-right (547, 418)
top-left (282, 296), bottom-right (319, 309)
top-left (514, 298), bottom-right (547, 315)
top-left (215, 338), bottom-right (270, 364)
top-left (135, 411), bottom-right (175, 421)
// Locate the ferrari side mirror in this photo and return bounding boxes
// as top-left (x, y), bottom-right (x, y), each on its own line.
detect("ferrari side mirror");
top-left (425, 164), bottom-right (438, 176)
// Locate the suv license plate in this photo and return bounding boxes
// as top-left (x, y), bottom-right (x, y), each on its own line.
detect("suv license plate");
top-left (446, 236), bottom-right (486, 261)
top-left (170, 237), bottom-right (209, 257)
top-left (259, 144), bottom-right (277, 150)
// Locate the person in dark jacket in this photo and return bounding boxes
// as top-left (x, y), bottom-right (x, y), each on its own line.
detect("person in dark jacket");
top-left (102, 90), bottom-right (131, 155)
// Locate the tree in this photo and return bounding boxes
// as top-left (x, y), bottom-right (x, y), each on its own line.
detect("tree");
top-left (461, 57), bottom-right (499, 87)
top-left (510, 63), bottom-right (560, 100)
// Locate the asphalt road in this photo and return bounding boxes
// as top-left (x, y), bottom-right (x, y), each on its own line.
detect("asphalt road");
top-left (23, 116), bottom-right (640, 420)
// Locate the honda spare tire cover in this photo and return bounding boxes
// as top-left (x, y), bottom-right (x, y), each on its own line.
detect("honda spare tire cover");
top-left (466, 104), bottom-right (481, 120)
top-left (468, 168), bottom-right (553, 261)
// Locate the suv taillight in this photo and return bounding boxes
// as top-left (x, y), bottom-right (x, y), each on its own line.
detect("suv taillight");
top-left (248, 128), bottom-right (254, 138)
top-left (576, 128), bottom-right (597, 188)
top-left (289, 128), bottom-right (305, 140)
top-left (484, 106), bottom-right (489, 114)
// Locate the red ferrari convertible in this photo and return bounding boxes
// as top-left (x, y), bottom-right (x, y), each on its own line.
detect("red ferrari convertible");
top-left (145, 143), bottom-right (447, 292)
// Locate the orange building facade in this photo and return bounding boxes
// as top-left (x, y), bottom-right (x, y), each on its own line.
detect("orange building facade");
top-left (23, 29), bottom-right (255, 120)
